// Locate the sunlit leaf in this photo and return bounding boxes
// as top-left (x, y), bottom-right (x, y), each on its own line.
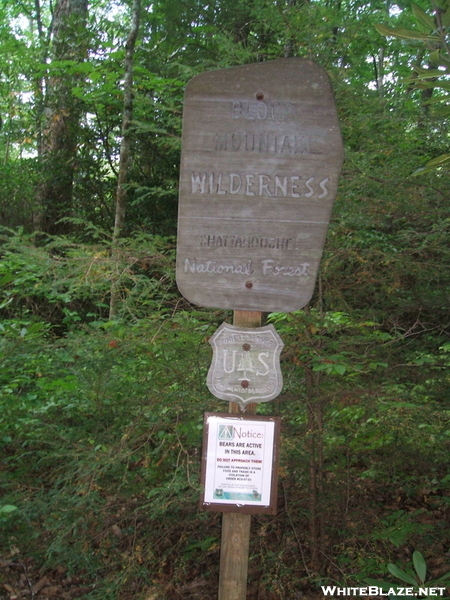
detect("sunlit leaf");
top-left (413, 153), bottom-right (450, 175)
top-left (375, 23), bottom-right (438, 41)
top-left (0, 505), bottom-right (18, 515)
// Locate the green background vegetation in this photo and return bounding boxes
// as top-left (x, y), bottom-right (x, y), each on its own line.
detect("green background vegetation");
top-left (0, 0), bottom-right (449, 598)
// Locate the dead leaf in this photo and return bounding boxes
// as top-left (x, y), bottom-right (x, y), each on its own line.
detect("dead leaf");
top-left (41, 585), bottom-right (60, 597)
top-left (32, 576), bottom-right (50, 593)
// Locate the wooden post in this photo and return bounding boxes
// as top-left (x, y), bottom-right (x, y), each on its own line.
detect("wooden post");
top-left (218, 310), bottom-right (261, 600)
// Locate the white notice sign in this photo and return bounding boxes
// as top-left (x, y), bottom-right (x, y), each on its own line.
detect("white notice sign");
top-left (200, 413), bottom-right (280, 514)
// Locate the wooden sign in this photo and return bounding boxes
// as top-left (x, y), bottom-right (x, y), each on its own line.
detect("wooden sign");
top-left (207, 323), bottom-right (283, 408)
top-left (200, 413), bottom-right (281, 514)
top-left (176, 57), bottom-right (344, 312)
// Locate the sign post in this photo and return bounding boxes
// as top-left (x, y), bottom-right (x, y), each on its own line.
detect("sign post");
top-left (220, 310), bottom-right (260, 600)
top-left (200, 406), bottom-right (281, 599)
top-left (176, 58), bottom-right (343, 600)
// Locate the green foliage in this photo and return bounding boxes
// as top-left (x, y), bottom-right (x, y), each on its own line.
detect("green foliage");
top-left (0, 228), bottom-right (177, 327)
top-left (1, 252), bottom-right (449, 597)
top-left (0, 307), bottom-right (218, 590)
top-left (371, 510), bottom-right (433, 548)
top-left (0, 0), bottom-right (449, 597)
top-left (0, 505), bottom-right (18, 519)
top-left (365, 551), bottom-right (450, 598)
top-left (376, 1), bottom-right (450, 174)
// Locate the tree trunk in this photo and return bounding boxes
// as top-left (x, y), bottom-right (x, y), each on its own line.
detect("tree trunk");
top-left (109, 0), bottom-right (141, 320)
top-left (36, 0), bottom-right (88, 235)
top-left (373, 49), bottom-right (385, 96)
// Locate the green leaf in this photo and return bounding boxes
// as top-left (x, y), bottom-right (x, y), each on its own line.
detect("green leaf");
top-left (424, 154), bottom-right (450, 168)
top-left (369, 362), bottom-right (388, 370)
top-left (413, 551), bottom-right (426, 584)
top-left (184, 536), bottom-right (218, 553)
top-left (0, 272), bottom-right (13, 286)
top-left (431, 81), bottom-right (450, 90)
top-left (413, 154), bottom-right (450, 175)
top-left (412, 67), bottom-right (446, 79)
top-left (26, 322), bottom-right (45, 334)
top-left (0, 505), bottom-right (18, 516)
top-left (375, 24), bottom-right (438, 41)
top-left (443, 8), bottom-right (450, 27)
top-left (428, 49), bottom-right (450, 68)
top-left (364, 578), bottom-right (393, 592)
top-left (388, 528), bottom-right (410, 547)
top-left (387, 564), bottom-right (418, 586)
top-left (411, 3), bottom-right (436, 31)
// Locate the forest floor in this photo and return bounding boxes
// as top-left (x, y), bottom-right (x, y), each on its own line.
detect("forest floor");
top-left (0, 550), bottom-right (92, 600)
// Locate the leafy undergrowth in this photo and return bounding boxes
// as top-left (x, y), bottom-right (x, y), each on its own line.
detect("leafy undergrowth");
top-left (1, 234), bottom-right (449, 600)
top-left (1, 464), bottom-right (449, 600)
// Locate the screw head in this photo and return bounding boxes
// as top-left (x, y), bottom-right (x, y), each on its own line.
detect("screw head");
top-left (241, 380), bottom-right (249, 389)
top-left (245, 281), bottom-right (253, 289)
top-left (242, 343), bottom-right (251, 351)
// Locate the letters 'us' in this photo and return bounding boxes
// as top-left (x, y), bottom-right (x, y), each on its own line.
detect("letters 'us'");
top-left (207, 323), bottom-right (284, 408)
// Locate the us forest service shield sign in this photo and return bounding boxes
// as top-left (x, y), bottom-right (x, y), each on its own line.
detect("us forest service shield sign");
top-left (207, 323), bottom-right (284, 407)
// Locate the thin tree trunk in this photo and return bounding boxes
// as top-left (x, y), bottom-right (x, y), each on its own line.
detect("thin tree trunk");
top-left (33, 0), bottom-right (48, 162)
top-left (109, 0), bottom-right (141, 320)
top-left (372, 49), bottom-right (385, 96)
top-left (307, 390), bottom-right (318, 568)
top-left (316, 278), bottom-right (325, 555)
top-left (317, 399), bottom-right (325, 557)
top-left (304, 301), bottom-right (326, 570)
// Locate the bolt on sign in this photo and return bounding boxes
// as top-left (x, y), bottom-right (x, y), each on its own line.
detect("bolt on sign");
top-left (207, 323), bottom-right (283, 408)
top-left (176, 57), bottom-right (344, 312)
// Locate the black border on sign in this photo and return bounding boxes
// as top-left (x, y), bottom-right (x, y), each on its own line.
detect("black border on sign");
top-left (199, 412), bottom-right (281, 515)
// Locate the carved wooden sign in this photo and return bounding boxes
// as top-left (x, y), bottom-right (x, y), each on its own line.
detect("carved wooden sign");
top-left (176, 58), bottom-right (344, 312)
top-left (207, 323), bottom-right (284, 408)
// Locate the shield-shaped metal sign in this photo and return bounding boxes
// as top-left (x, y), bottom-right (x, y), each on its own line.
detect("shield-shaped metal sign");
top-left (207, 323), bottom-right (284, 408)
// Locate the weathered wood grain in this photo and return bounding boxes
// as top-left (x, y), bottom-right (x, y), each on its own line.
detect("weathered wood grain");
top-left (176, 58), bottom-right (344, 312)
